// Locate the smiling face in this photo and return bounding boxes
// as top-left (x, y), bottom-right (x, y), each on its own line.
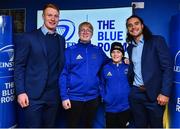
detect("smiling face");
top-left (78, 23), bottom-right (93, 43)
top-left (111, 50), bottom-right (123, 64)
top-left (127, 17), bottom-right (144, 42)
top-left (43, 7), bottom-right (59, 32)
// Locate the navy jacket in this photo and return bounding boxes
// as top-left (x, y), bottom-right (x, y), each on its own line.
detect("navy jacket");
top-left (100, 61), bottom-right (130, 113)
top-left (14, 29), bottom-right (65, 99)
top-left (127, 35), bottom-right (173, 101)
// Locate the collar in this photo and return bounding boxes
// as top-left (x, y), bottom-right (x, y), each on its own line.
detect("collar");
top-left (41, 25), bottom-right (57, 36)
top-left (78, 39), bottom-right (91, 46)
top-left (112, 60), bottom-right (124, 67)
top-left (132, 35), bottom-right (144, 47)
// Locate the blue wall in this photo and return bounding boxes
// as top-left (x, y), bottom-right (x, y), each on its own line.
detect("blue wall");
top-left (0, 0), bottom-right (179, 43)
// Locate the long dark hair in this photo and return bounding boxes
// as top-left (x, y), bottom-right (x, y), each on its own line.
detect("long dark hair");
top-left (126, 15), bottom-right (152, 43)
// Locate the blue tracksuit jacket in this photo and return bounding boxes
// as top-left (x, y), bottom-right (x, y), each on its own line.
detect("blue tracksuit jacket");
top-left (59, 40), bottom-right (109, 101)
top-left (100, 61), bottom-right (130, 113)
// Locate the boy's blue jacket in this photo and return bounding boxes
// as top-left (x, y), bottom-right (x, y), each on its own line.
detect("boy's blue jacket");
top-left (100, 61), bottom-right (130, 113)
top-left (59, 40), bottom-right (108, 101)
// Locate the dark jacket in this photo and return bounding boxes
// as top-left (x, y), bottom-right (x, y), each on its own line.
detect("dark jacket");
top-left (127, 35), bottom-right (173, 101)
top-left (14, 29), bottom-right (65, 99)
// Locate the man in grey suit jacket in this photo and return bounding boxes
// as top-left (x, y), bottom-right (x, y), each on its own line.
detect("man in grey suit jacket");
top-left (14, 3), bottom-right (65, 127)
top-left (126, 15), bottom-right (173, 128)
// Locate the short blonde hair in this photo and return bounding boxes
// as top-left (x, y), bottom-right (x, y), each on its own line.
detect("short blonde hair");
top-left (78, 22), bottom-right (93, 33)
top-left (43, 3), bottom-right (59, 15)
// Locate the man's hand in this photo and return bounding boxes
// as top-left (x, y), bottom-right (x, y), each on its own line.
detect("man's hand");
top-left (17, 93), bottom-right (29, 108)
top-left (62, 99), bottom-right (71, 110)
top-left (157, 94), bottom-right (169, 106)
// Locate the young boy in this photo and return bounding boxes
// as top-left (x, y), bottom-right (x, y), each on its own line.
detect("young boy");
top-left (100, 42), bottom-right (130, 128)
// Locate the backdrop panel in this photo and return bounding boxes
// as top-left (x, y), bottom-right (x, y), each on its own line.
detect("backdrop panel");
top-left (37, 7), bottom-right (132, 57)
top-left (169, 13), bottom-right (180, 128)
top-left (0, 15), bottom-right (16, 128)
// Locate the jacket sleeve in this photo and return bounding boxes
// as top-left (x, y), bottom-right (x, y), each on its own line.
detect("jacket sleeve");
top-left (100, 48), bottom-right (110, 65)
top-left (156, 36), bottom-right (173, 97)
top-left (14, 33), bottom-right (30, 95)
top-left (59, 48), bottom-right (71, 101)
top-left (99, 67), bottom-right (106, 101)
top-left (127, 45), bottom-right (134, 86)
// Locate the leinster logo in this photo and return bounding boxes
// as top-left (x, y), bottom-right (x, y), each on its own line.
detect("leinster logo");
top-left (0, 44), bottom-right (14, 74)
top-left (174, 50), bottom-right (180, 83)
top-left (124, 68), bottom-right (128, 74)
top-left (56, 19), bottom-right (75, 41)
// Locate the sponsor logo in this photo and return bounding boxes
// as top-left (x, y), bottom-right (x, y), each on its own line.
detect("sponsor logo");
top-left (107, 72), bottom-right (112, 76)
top-left (0, 45), bottom-right (14, 61)
top-left (174, 50), bottom-right (180, 83)
top-left (174, 50), bottom-right (180, 72)
top-left (124, 68), bottom-right (128, 74)
top-left (76, 54), bottom-right (83, 60)
top-left (92, 54), bottom-right (97, 59)
top-left (0, 45), bottom-right (14, 70)
top-left (57, 19), bottom-right (75, 41)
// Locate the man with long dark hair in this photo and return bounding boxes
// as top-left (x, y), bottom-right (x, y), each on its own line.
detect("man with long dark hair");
top-left (126, 15), bottom-right (173, 127)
